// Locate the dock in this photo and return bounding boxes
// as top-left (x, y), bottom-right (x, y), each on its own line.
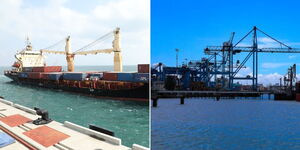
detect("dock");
top-left (151, 90), bottom-right (271, 107)
top-left (0, 98), bottom-right (148, 150)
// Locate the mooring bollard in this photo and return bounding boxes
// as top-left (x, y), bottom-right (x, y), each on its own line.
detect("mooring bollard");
top-left (152, 98), bottom-right (158, 107)
top-left (216, 96), bottom-right (220, 101)
top-left (180, 97), bottom-right (184, 104)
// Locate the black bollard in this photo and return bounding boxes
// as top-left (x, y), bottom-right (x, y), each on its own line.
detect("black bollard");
top-left (180, 97), bottom-right (185, 104)
top-left (216, 96), bottom-right (220, 101)
top-left (153, 99), bottom-right (158, 107)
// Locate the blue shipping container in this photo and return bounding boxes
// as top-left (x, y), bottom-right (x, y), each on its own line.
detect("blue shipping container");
top-left (48, 73), bottom-right (63, 80)
top-left (133, 73), bottom-right (149, 83)
top-left (117, 73), bottom-right (134, 82)
top-left (18, 72), bottom-right (28, 78)
top-left (88, 73), bottom-right (103, 79)
top-left (63, 72), bottom-right (87, 81)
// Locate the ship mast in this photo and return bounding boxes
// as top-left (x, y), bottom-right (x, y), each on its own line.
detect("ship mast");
top-left (25, 37), bottom-right (32, 51)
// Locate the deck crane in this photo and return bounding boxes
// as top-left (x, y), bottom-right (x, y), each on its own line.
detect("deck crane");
top-left (40, 28), bottom-right (122, 72)
top-left (204, 26), bottom-right (300, 91)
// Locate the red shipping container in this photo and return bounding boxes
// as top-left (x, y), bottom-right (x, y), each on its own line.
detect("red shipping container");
top-left (103, 72), bottom-right (118, 81)
top-left (41, 73), bottom-right (49, 79)
top-left (32, 66), bottom-right (62, 72)
top-left (28, 72), bottom-right (42, 79)
top-left (296, 94), bottom-right (300, 101)
top-left (138, 64), bottom-right (149, 73)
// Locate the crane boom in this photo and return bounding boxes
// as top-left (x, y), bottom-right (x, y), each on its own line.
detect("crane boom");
top-left (39, 28), bottom-right (122, 72)
top-left (205, 46), bottom-right (300, 54)
top-left (40, 49), bottom-right (66, 55)
top-left (74, 49), bottom-right (114, 55)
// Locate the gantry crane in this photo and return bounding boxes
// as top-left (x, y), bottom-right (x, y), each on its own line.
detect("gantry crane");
top-left (204, 26), bottom-right (300, 91)
top-left (40, 28), bottom-right (122, 72)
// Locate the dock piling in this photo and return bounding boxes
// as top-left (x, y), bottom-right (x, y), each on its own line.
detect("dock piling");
top-left (153, 98), bottom-right (158, 107)
top-left (180, 97), bottom-right (185, 104)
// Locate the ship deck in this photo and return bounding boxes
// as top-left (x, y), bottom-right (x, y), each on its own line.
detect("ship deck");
top-left (0, 98), bottom-right (148, 150)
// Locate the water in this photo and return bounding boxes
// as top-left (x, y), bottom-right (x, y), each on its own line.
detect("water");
top-left (152, 98), bottom-right (300, 150)
top-left (0, 66), bottom-right (149, 147)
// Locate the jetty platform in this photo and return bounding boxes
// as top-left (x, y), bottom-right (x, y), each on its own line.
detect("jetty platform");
top-left (151, 90), bottom-right (271, 107)
top-left (0, 98), bottom-right (148, 150)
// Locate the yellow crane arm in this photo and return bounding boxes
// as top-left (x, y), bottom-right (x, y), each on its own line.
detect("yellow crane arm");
top-left (40, 49), bottom-right (66, 55)
top-left (74, 49), bottom-right (114, 55)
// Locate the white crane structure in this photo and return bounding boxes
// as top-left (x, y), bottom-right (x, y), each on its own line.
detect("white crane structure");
top-left (40, 28), bottom-right (122, 72)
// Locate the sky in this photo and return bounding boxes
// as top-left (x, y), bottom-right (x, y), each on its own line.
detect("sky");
top-left (151, 0), bottom-right (300, 85)
top-left (0, 0), bottom-right (150, 66)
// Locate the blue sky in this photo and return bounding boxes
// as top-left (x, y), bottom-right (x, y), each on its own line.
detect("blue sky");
top-left (151, 0), bottom-right (300, 77)
top-left (0, 0), bottom-right (149, 66)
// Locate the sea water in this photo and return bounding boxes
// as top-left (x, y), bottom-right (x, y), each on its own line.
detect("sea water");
top-left (152, 97), bottom-right (300, 150)
top-left (0, 66), bottom-right (149, 147)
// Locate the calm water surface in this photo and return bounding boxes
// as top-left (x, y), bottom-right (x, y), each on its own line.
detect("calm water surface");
top-left (0, 66), bottom-right (149, 147)
top-left (152, 98), bottom-right (300, 150)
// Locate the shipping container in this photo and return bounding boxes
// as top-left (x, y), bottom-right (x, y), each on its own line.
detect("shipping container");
top-left (88, 73), bottom-right (104, 79)
top-left (133, 73), bottom-right (149, 83)
top-left (18, 72), bottom-right (28, 78)
top-left (41, 73), bottom-right (49, 80)
top-left (63, 72), bottom-right (87, 81)
top-left (117, 73), bottom-right (134, 82)
top-left (103, 72), bottom-right (118, 81)
top-left (138, 64), bottom-right (149, 73)
top-left (22, 67), bottom-right (33, 72)
top-left (32, 66), bottom-right (62, 72)
top-left (48, 73), bottom-right (63, 80)
top-left (28, 72), bottom-right (42, 79)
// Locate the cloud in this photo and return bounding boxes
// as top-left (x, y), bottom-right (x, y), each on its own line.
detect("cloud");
top-left (0, 0), bottom-right (150, 66)
top-left (257, 37), bottom-right (281, 48)
top-left (235, 73), bottom-right (283, 86)
top-left (257, 73), bottom-right (282, 85)
top-left (261, 63), bottom-right (290, 69)
top-left (288, 55), bottom-right (297, 59)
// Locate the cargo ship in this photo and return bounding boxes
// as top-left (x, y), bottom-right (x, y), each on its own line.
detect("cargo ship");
top-left (4, 28), bottom-right (149, 102)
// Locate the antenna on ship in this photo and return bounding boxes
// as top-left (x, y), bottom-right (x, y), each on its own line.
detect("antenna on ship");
top-left (25, 36), bottom-right (32, 51)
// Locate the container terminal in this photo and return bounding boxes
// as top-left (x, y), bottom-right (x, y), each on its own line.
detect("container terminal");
top-left (0, 98), bottom-right (148, 150)
top-left (4, 28), bottom-right (149, 102)
top-left (151, 26), bottom-right (300, 106)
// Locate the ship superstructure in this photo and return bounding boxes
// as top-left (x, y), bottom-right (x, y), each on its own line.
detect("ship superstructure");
top-left (13, 38), bottom-right (45, 71)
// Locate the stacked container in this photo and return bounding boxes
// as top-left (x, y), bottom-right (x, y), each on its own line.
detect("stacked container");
top-left (22, 67), bottom-right (33, 72)
top-left (32, 66), bottom-right (62, 72)
top-left (117, 73), bottom-right (134, 82)
top-left (133, 73), bottom-right (149, 83)
top-left (138, 64), bottom-right (149, 73)
top-left (41, 73), bottom-right (49, 80)
top-left (88, 73), bottom-right (104, 80)
top-left (63, 72), bottom-right (87, 81)
top-left (18, 72), bottom-right (28, 78)
top-left (48, 73), bottom-right (63, 80)
top-left (28, 72), bottom-right (42, 79)
top-left (103, 72), bottom-right (118, 81)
